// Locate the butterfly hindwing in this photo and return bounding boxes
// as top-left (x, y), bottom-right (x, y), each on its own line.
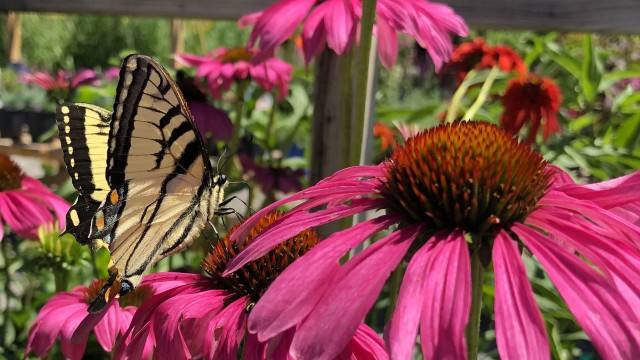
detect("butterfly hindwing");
top-left (57, 104), bottom-right (112, 241)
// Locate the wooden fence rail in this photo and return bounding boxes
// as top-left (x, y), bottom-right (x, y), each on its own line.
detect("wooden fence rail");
top-left (2, 0), bottom-right (640, 33)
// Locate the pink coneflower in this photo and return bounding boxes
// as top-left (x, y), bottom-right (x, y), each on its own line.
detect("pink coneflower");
top-left (239, 0), bottom-right (468, 70)
top-left (501, 73), bottom-right (563, 143)
top-left (0, 154), bottom-right (69, 240)
top-left (116, 212), bottom-right (388, 359)
top-left (226, 122), bottom-right (640, 359)
top-left (176, 48), bottom-right (293, 100)
top-left (23, 69), bottom-right (100, 103)
top-left (25, 275), bottom-right (187, 360)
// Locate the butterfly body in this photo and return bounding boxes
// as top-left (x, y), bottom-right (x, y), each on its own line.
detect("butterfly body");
top-left (57, 55), bottom-right (228, 312)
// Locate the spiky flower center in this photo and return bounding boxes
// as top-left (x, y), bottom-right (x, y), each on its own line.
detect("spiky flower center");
top-left (0, 154), bottom-right (23, 191)
top-left (219, 47), bottom-right (254, 63)
top-left (203, 211), bottom-right (319, 305)
top-left (380, 122), bottom-right (551, 234)
top-left (85, 280), bottom-right (153, 308)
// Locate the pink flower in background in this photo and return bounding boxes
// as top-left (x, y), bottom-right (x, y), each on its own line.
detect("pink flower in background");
top-left (239, 154), bottom-right (305, 194)
top-left (174, 71), bottom-right (234, 142)
top-left (23, 69), bottom-right (100, 92)
top-left (176, 48), bottom-right (293, 100)
top-left (104, 66), bottom-right (121, 82)
top-left (226, 122), bottom-right (640, 359)
top-left (239, 0), bottom-right (468, 69)
top-left (0, 154), bottom-right (69, 240)
top-left (25, 275), bottom-right (187, 360)
top-left (116, 212), bottom-right (388, 359)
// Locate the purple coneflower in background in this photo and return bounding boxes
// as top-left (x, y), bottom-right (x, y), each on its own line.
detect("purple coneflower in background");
top-left (226, 121), bottom-right (640, 359)
top-left (0, 154), bottom-right (69, 240)
top-left (176, 48), bottom-right (293, 100)
top-left (25, 275), bottom-right (187, 360)
top-left (115, 211), bottom-right (388, 360)
top-left (239, 0), bottom-right (468, 69)
top-left (22, 69), bottom-right (100, 103)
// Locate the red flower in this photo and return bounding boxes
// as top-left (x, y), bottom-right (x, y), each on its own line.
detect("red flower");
top-left (446, 38), bottom-right (526, 83)
top-left (481, 45), bottom-right (526, 74)
top-left (372, 122), bottom-right (398, 151)
top-left (501, 73), bottom-right (563, 143)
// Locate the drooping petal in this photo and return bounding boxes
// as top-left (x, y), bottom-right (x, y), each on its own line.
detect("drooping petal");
top-left (323, 0), bottom-right (356, 55)
top-left (386, 233), bottom-right (434, 359)
top-left (514, 224), bottom-right (640, 359)
top-left (376, 14), bottom-right (398, 68)
top-left (420, 230), bottom-right (470, 360)
top-left (249, 0), bottom-right (317, 61)
top-left (249, 214), bottom-right (402, 341)
top-left (493, 230), bottom-right (548, 360)
top-left (290, 223), bottom-right (421, 360)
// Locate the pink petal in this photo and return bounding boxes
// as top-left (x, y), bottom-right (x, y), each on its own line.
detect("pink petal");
top-left (249, 0), bottom-right (316, 57)
top-left (386, 234), bottom-right (434, 359)
top-left (226, 197), bottom-right (385, 274)
top-left (349, 324), bottom-right (388, 359)
top-left (555, 170), bottom-right (640, 209)
top-left (205, 298), bottom-right (247, 360)
top-left (249, 214), bottom-right (402, 340)
top-left (514, 224), bottom-right (640, 359)
top-left (540, 190), bottom-right (640, 244)
top-left (493, 230), bottom-right (548, 360)
top-left (238, 11), bottom-right (263, 28)
top-left (290, 223), bottom-right (421, 360)
top-left (323, 0), bottom-right (356, 55)
top-left (229, 164), bottom-right (382, 244)
top-left (301, 2), bottom-right (329, 64)
top-left (527, 213), bottom-right (640, 313)
top-left (420, 230), bottom-right (470, 359)
top-left (376, 15), bottom-right (398, 68)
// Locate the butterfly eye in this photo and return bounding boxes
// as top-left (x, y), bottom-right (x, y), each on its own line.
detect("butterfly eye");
top-left (216, 174), bottom-right (228, 186)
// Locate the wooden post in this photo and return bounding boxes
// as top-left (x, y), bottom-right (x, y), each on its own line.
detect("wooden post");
top-left (309, 49), bottom-right (347, 185)
top-left (170, 18), bottom-right (184, 69)
top-left (6, 11), bottom-right (22, 63)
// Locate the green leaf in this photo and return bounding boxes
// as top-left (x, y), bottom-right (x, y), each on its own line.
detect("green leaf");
top-left (579, 34), bottom-right (601, 103)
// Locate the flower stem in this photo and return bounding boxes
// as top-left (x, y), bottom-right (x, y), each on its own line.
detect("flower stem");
top-left (339, 50), bottom-right (354, 169)
top-left (463, 66), bottom-right (500, 121)
top-left (54, 269), bottom-right (70, 292)
top-left (350, 0), bottom-right (377, 166)
top-left (445, 69), bottom-right (476, 123)
top-left (229, 81), bottom-right (248, 152)
top-left (263, 90), bottom-right (280, 159)
top-left (466, 250), bottom-right (485, 360)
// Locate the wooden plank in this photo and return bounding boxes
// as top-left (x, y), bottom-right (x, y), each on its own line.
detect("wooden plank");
top-left (443, 0), bottom-right (640, 33)
top-left (0, 0), bottom-right (278, 20)
top-left (2, 0), bottom-right (640, 33)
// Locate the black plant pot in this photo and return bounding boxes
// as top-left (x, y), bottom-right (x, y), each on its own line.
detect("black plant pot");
top-left (0, 109), bottom-right (56, 142)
